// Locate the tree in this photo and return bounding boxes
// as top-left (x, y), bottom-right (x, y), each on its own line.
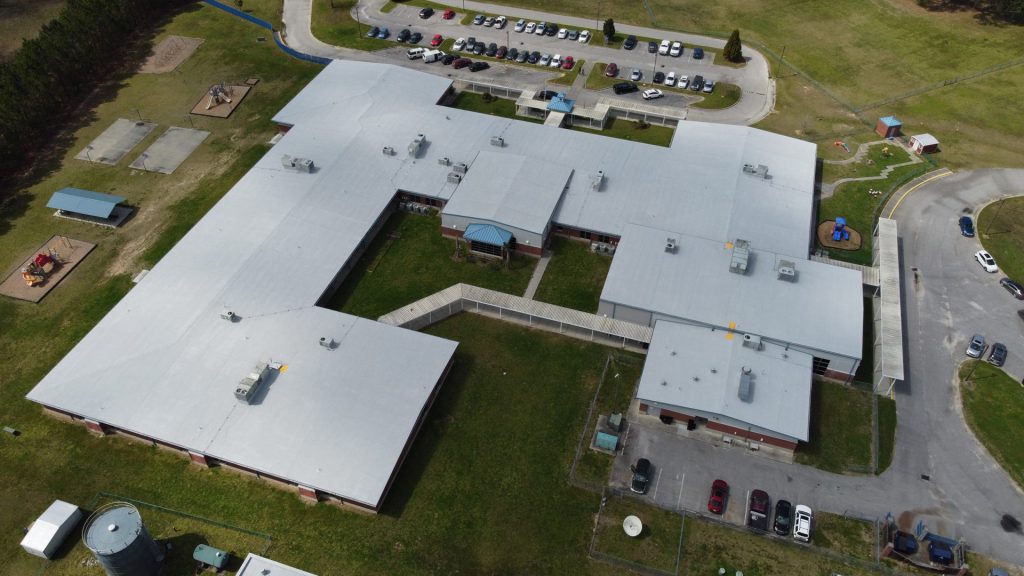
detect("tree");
top-left (603, 18), bottom-right (615, 42)
top-left (723, 29), bottom-right (744, 63)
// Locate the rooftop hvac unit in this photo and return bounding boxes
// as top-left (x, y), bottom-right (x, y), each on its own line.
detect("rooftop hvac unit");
top-left (490, 136), bottom-right (504, 147)
top-left (382, 146), bottom-right (395, 156)
top-left (591, 170), bottom-right (605, 191)
top-left (664, 237), bottom-right (678, 253)
top-left (729, 239), bottom-right (751, 275)
top-left (235, 362), bottom-right (270, 404)
top-left (738, 372), bottom-right (754, 402)
top-left (742, 333), bottom-right (763, 350)
top-left (438, 156), bottom-right (451, 166)
top-left (219, 308), bottom-right (236, 322)
top-left (777, 259), bottom-right (797, 282)
top-left (408, 133), bottom-right (426, 157)
top-left (280, 154), bottom-right (314, 172)
top-left (741, 163), bottom-right (770, 179)
top-left (447, 172), bottom-right (463, 184)
top-left (453, 162), bottom-right (469, 174)
top-left (319, 336), bottom-right (336, 350)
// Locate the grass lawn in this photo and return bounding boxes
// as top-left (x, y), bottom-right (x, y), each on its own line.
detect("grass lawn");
top-left (533, 236), bottom-right (612, 312)
top-left (549, 59), bottom-right (585, 86)
top-left (960, 360), bottom-right (1024, 490)
top-left (814, 512), bottom-right (876, 561)
top-left (818, 162), bottom-right (932, 265)
top-left (0, 0), bottom-right (64, 58)
top-left (877, 396), bottom-right (897, 474)
top-left (311, 0), bottom-right (395, 51)
top-left (584, 63), bottom-right (621, 91)
top-left (821, 143), bottom-right (915, 184)
top-left (978, 196), bottom-right (1024, 283)
top-left (573, 355), bottom-right (644, 486)
top-left (690, 82), bottom-right (741, 109)
top-left (592, 494), bottom-right (682, 573)
top-left (321, 212), bottom-right (536, 319)
top-left (450, 90), bottom-right (527, 120)
top-left (571, 116), bottom-right (674, 147)
top-left (796, 381), bottom-right (872, 473)
top-left (679, 516), bottom-right (867, 575)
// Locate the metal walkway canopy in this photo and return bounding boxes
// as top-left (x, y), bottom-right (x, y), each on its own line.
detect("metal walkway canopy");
top-left (46, 188), bottom-right (125, 219)
top-left (874, 218), bottom-right (904, 395)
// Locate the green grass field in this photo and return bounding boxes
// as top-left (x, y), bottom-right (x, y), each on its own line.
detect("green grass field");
top-left (690, 82), bottom-right (741, 109)
top-left (978, 196), bottom-right (1024, 283)
top-left (795, 381), bottom-right (873, 473)
top-left (570, 116), bottom-right (675, 147)
top-left (814, 512), bottom-right (877, 561)
top-left (311, 0), bottom-right (394, 50)
top-left (822, 143), bottom-right (915, 184)
top-left (573, 355), bottom-right (643, 486)
top-left (592, 495), bottom-right (682, 573)
top-left (533, 236), bottom-right (612, 312)
top-left (960, 360), bottom-right (1024, 490)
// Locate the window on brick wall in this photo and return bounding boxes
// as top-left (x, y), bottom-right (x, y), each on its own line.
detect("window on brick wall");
top-left (580, 230), bottom-right (592, 240)
top-left (812, 357), bottom-right (830, 376)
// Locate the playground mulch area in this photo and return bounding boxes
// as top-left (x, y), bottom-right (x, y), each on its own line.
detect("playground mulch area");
top-left (139, 35), bottom-right (204, 74)
top-left (190, 84), bottom-right (252, 118)
top-left (817, 221), bottom-right (863, 251)
top-left (0, 236), bottom-right (95, 303)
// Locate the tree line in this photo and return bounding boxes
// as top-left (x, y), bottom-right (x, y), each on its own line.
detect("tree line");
top-left (917, 0), bottom-right (1024, 22)
top-left (0, 0), bottom-right (184, 181)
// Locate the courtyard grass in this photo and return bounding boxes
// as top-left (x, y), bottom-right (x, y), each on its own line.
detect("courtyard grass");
top-left (311, 0), bottom-right (395, 51)
top-left (450, 90), bottom-right (522, 119)
top-left (592, 495), bottom-right (682, 573)
top-left (533, 236), bottom-right (612, 312)
top-left (977, 196), bottom-right (1024, 283)
top-left (960, 360), bottom-right (1024, 490)
top-left (570, 116), bottom-right (674, 147)
top-left (795, 381), bottom-right (873, 473)
top-left (584, 63), bottom-right (621, 91)
top-left (573, 355), bottom-right (644, 486)
top-left (821, 143), bottom-right (915, 184)
top-left (549, 59), bottom-right (585, 86)
top-left (690, 82), bottom-right (741, 109)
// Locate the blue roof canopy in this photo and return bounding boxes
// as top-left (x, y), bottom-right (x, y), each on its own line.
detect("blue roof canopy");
top-left (547, 93), bottom-right (575, 113)
top-left (47, 188), bottom-right (125, 219)
top-left (463, 223), bottom-right (513, 246)
top-left (879, 115), bottom-right (902, 127)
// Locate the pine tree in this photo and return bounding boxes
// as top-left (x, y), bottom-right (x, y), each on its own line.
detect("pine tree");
top-left (724, 29), bottom-right (744, 63)
top-left (603, 19), bottom-right (616, 42)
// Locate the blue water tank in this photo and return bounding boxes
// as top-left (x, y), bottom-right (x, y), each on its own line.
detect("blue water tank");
top-left (83, 503), bottom-right (164, 576)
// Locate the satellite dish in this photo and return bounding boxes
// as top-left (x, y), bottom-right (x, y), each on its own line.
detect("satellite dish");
top-left (622, 515), bottom-right (643, 537)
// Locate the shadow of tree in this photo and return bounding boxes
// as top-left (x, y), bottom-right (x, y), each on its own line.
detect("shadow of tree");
top-left (915, 0), bottom-right (1024, 25)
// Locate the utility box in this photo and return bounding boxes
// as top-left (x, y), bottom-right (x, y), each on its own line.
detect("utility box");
top-left (607, 412), bottom-right (623, 432)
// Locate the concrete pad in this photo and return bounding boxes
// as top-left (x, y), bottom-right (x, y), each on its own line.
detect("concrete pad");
top-left (75, 118), bottom-right (157, 165)
top-left (0, 236), bottom-right (96, 303)
top-left (130, 127), bottom-right (210, 174)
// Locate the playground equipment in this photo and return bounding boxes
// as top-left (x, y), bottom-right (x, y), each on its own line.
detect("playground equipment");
top-left (834, 139), bottom-right (851, 153)
top-left (21, 250), bottom-right (59, 287)
top-left (205, 82), bottom-right (233, 110)
top-left (832, 217), bottom-right (851, 242)
top-left (882, 145), bottom-right (892, 158)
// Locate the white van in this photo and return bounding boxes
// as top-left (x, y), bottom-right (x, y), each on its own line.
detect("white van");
top-left (422, 49), bottom-right (444, 63)
top-left (406, 47), bottom-right (426, 60)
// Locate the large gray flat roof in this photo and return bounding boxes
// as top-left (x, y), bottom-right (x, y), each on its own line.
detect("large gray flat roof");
top-left (602, 223), bottom-right (863, 359)
top-left (638, 320), bottom-right (813, 441)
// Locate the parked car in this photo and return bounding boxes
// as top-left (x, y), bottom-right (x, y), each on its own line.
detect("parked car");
top-left (653, 71), bottom-right (665, 84)
top-left (535, 21), bottom-right (547, 35)
top-left (443, 9), bottom-right (455, 20)
top-left (976, 250), bottom-right (999, 273)
top-left (536, 89), bottom-right (559, 101)
top-left (486, 42), bottom-right (498, 57)
top-left (506, 47), bottom-right (518, 60)
top-left (418, 7), bottom-right (434, 18)
top-left (405, 47), bottom-right (425, 59)
top-left (773, 500), bottom-right (792, 536)
top-left (568, 30), bottom-right (578, 41)
top-left (367, 26), bottom-right (379, 38)
top-left (465, 37), bottom-right (476, 51)
top-left (441, 54), bottom-right (457, 65)
top-left (678, 74), bottom-right (689, 89)
top-left (545, 23), bottom-right (558, 36)
top-left (453, 37), bottom-right (466, 51)
top-left (959, 215), bottom-right (975, 237)
top-left (966, 333), bottom-right (985, 358)
top-left (539, 53), bottom-right (552, 66)
top-left (409, 32), bottom-right (422, 44)
top-left (605, 63), bottom-right (619, 77)
top-left (630, 458), bottom-right (652, 494)
top-left (557, 28), bottom-right (569, 39)
top-left (623, 34), bottom-right (637, 49)
top-left (664, 71), bottom-right (676, 86)
top-left (988, 342), bottom-right (1007, 366)
top-left (527, 51), bottom-right (541, 64)
top-left (514, 18), bottom-right (526, 32)
top-left (550, 54), bottom-right (562, 67)
top-left (647, 40), bottom-right (658, 53)
top-left (469, 61), bottom-right (490, 72)
top-left (793, 504), bottom-right (813, 542)
top-left (525, 22), bottom-right (537, 34)
top-left (473, 14), bottom-right (485, 25)
top-left (472, 42), bottom-right (485, 55)
top-left (516, 51), bottom-right (529, 63)
top-left (431, 34), bottom-right (443, 47)
top-left (496, 45), bottom-right (507, 59)
top-left (659, 39), bottom-right (671, 55)
top-left (747, 489), bottom-right (770, 532)
top-left (693, 46), bottom-right (704, 59)
top-left (579, 30), bottom-right (592, 43)
top-left (1000, 277), bottom-right (1024, 299)
top-left (630, 68), bottom-right (642, 81)
top-left (612, 82), bottom-right (638, 94)
top-left (562, 56), bottom-right (575, 69)
top-left (703, 80), bottom-right (715, 93)
top-left (494, 15), bottom-right (506, 29)
top-left (670, 41), bottom-right (682, 57)
top-left (690, 74), bottom-right (704, 91)
top-left (376, 27), bottom-right (390, 39)
top-left (708, 479), bottom-right (729, 514)
top-left (452, 58), bottom-right (471, 69)
top-left (483, 16), bottom-right (495, 27)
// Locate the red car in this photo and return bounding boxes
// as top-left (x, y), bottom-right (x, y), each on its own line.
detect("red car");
top-left (452, 58), bottom-right (471, 69)
top-left (708, 479), bottom-right (729, 514)
top-left (561, 56), bottom-right (574, 70)
top-left (605, 62), bottom-right (619, 77)
top-left (443, 9), bottom-right (455, 19)
top-left (431, 34), bottom-right (443, 47)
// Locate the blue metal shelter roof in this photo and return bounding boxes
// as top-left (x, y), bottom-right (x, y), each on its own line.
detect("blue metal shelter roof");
top-left (547, 93), bottom-right (575, 113)
top-left (463, 223), bottom-right (512, 246)
top-left (47, 188), bottom-right (125, 219)
top-left (879, 115), bottom-right (902, 127)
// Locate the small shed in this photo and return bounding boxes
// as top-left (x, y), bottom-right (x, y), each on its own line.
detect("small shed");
top-left (20, 500), bottom-right (82, 559)
top-left (46, 188), bottom-right (131, 227)
top-left (909, 134), bottom-right (939, 154)
top-left (875, 116), bottom-right (902, 138)
top-left (462, 223), bottom-right (513, 260)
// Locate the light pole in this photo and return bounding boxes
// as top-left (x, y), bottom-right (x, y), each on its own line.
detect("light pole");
top-left (652, 50), bottom-right (659, 80)
top-left (132, 108), bottom-right (142, 122)
top-left (775, 45), bottom-right (787, 79)
top-left (140, 153), bottom-right (148, 171)
top-left (184, 114), bottom-right (195, 129)
top-left (84, 145), bottom-right (93, 161)
top-left (984, 197), bottom-right (1006, 235)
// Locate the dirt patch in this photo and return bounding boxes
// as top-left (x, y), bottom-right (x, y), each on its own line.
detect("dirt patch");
top-left (140, 35), bottom-right (203, 74)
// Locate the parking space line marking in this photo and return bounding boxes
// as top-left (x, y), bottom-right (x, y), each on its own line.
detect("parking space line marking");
top-left (652, 467), bottom-right (664, 500)
top-left (676, 473), bottom-right (685, 511)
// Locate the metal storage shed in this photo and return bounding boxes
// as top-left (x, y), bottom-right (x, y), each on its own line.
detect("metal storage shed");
top-left (20, 500), bottom-right (82, 559)
top-left (875, 116), bottom-right (902, 138)
top-left (909, 134), bottom-right (939, 154)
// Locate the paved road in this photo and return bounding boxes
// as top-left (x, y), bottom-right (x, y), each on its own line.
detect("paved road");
top-left (280, 0), bottom-right (773, 125)
top-left (613, 170), bottom-right (1024, 568)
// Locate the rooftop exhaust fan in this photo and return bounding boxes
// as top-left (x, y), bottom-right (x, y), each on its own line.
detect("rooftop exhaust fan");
top-left (664, 237), bottom-right (678, 253)
top-left (319, 337), bottom-right (337, 350)
top-left (453, 162), bottom-right (469, 175)
top-left (438, 156), bottom-right (451, 166)
top-left (742, 333), bottom-right (763, 351)
top-left (490, 136), bottom-right (505, 147)
top-left (447, 172), bottom-right (463, 184)
top-left (219, 308), bottom-right (237, 322)
top-left (382, 146), bottom-right (395, 156)
top-left (280, 154), bottom-right (314, 172)
top-left (591, 170), bottom-right (605, 191)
